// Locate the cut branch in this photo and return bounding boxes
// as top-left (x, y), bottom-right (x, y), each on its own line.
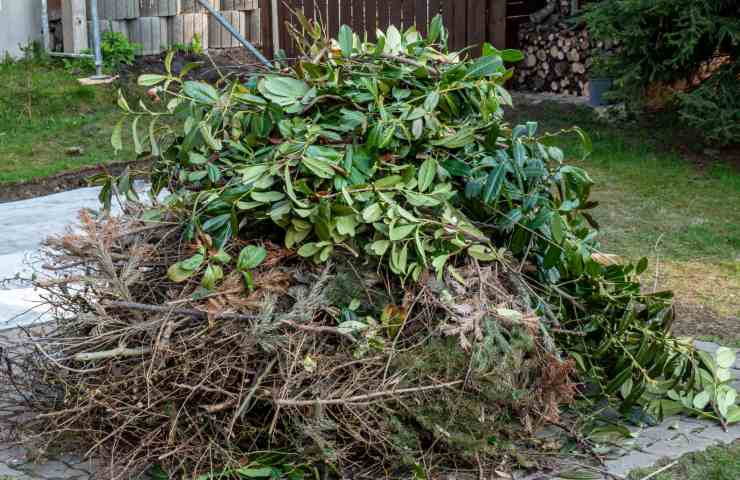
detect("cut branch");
top-left (275, 380), bottom-right (464, 407)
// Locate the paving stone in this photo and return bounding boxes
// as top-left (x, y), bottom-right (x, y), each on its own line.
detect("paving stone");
top-left (605, 450), bottom-right (662, 478)
top-left (604, 416), bottom-right (740, 478)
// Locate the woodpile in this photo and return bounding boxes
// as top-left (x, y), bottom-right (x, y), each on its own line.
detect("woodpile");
top-left (513, 0), bottom-right (617, 97)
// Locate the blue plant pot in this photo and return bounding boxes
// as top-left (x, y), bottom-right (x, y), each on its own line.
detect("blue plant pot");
top-left (589, 78), bottom-right (614, 107)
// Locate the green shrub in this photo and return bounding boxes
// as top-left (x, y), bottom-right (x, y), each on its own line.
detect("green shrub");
top-left (583, 0), bottom-right (739, 88)
top-left (583, 0), bottom-right (740, 144)
top-left (99, 30), bottom-right (141, 70)
top-left (676, 63), bottom-right (740, 147)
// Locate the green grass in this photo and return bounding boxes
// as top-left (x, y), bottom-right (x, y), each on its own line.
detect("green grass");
top-left (628, 441), bottom-right (740, 480)
top-left (0, 56), bottom-right (136, 184)
top-left (509, 100), bottom-right (740, 340)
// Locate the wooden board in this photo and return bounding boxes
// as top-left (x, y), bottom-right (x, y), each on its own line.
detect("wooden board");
top-left (87, 0), bottom-right (139, 20)
top-left (221, 0), bottom-right (259, 11)
top-left (128, 16), bottom-right (168, 54)
top-left (63, 0), bottom-right (89, 54)
top-left (489, 0), bottom-right (506, 50)
top-left (139, 0), bottom-right (178, 18)
top-left (168, 13), bottom-right (209, 46)
top-left (208, 10), bottom-right (247, 48)
top-left (179, 0), bottom-right (217, 13)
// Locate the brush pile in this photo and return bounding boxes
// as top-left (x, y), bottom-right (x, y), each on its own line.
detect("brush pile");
top-left (2, 16), bottom-right (737, 480)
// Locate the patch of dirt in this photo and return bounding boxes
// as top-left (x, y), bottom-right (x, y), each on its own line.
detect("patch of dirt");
top-left (0, 158), bottom-right (152, 204)
top-left (119, 48), bottom-right (265, 86)
top-left (672, 302), bottom-right (740, 344)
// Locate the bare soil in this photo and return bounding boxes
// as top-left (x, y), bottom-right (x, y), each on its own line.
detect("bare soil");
top-left (0, 158), bottom-right (152, 204)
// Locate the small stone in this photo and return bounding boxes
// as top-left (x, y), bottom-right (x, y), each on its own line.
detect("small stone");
top-left (65, 146), bottom-right (85, 156)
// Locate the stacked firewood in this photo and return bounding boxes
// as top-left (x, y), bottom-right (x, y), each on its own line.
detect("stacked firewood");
top-left (513, 0), bottom-right (617, 97)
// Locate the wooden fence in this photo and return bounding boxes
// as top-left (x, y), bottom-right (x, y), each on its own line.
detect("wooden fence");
top-left (259, 0), bottom-right (520, 60)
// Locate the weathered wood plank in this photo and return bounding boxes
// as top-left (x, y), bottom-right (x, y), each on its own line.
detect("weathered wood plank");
top-left (63, 0), bottom-right (88, 54)
top-left (467, 0), bottom-right (485, 56)
top-left (488, 0), bottom-right (506, 50)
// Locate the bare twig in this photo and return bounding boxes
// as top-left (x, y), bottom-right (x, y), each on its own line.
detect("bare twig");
top-left (275, 380), bottom-right (463, 406)
top-left (72, 346), bottom-right (151, 362)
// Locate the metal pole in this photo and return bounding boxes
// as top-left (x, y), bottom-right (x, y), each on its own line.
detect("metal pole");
top-left (41, 0), bottom-right (51, 51)
top-left (195, 0), bottom-right (272, 68)
top-left (89, 0), bottom-right (105, 78)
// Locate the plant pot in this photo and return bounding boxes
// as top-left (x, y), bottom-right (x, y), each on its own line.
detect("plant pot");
top-left (588, 77), bottom-right (614, 107)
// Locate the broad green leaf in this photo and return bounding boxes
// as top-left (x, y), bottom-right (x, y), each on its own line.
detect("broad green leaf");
top-left (201, 264), bottom-right (223, 290)
top-left (551, 214), bottom-right (565, 244)
top-left (500, 49), bottom-right (524, 63)
top-left (111, 118), bottom-right (124, 152)
top-left (370, 240), bottom-right (390, 256)
top-left (717, 388), bottom-right (737, 417)
top-left (468, 245), bottom-right (497, 261)
top-left (302, 156), bottom-right (336, 179)
top-left (211, 249), bottom-right (231, 265)
top-left (183, 81), bottom-right (220, 104)
top-left (336, 215), bottom-right (359, 236)
top-left (405, 192), bottom-right (441, 207)
top-left (241, 164), bottom-right (270, 184)
top-left (424, 91), bottom-right (440, 113)
top-left (362, 203), bottom-right (383, 223)
top-left (375, 175), bottom-right (404, 188)
top-left (238, 245), bottom-right (267, 270)
top-left (167, 254), bottom-right (204, 282)
top-left (432, 254), bottom-right (449, 273)
top-left (482, 163), bottom-right (506, 204)
top-left (390, 223), bottom-right (416, 241)
top-left (138, 74), bottom-right (167, 86)
top-left (428, 14), bottom-right (443, 43)
top-left (418, 158), bottom-right (437, 193)
top-left (636, 257), bottom-right (649, 275)
top-left (207, 164), bottom-right (221, 183)
top-left (431, 128), bottom-right (475, 149)
top-left (235, 467), bottom-right (274, 478)
top-left (693, 390), bottom-right (711, 410)
top-left (131, 116), bottom-right (143, 155)
top-left (727, 405), bottom-right (740, 424)
top-left (337, 320), bottom-right (369, 335)
top-left (258, 76), bottom-right (310, 106)
top-left (188, 152), bottom-right (208, 165)
top-left (466, 55), bottom-right (504, 78)
top-left (339, 25), bottom-right (353, 57)
top-left (385, 25), bottom-right (402, 54)
top-left (251, 190), bottom-right (286, 203)
top-left (199, 122), bottom-right (222, 151)
top-left (298, 242), bottom-right (322, 257)
top-left (620, 377), bottom-right (633, 399)
top-left (716, 347), bottom-right (736, 369)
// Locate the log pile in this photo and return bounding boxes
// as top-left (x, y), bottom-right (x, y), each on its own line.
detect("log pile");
top-left (513, 0), bottom-right (617, 97)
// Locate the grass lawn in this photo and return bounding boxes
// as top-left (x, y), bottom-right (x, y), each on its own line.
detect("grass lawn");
top-left (0, 56), bottom-right (137, 184)
top-left (628, 441), bottom-right (740, 480)
top-left (509, 99), bottom-right (740, 345)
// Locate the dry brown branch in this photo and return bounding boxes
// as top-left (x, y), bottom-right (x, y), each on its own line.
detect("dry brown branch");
top-left (275, 380), bottom-right (464, 406)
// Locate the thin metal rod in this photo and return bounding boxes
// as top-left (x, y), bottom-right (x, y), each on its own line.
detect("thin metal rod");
top-left (89, 0), bottom-right (105, 78)
top-left (41, 0), bottom-right (51, 51)
top-left (195, 0), bottom-right (272, 68)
